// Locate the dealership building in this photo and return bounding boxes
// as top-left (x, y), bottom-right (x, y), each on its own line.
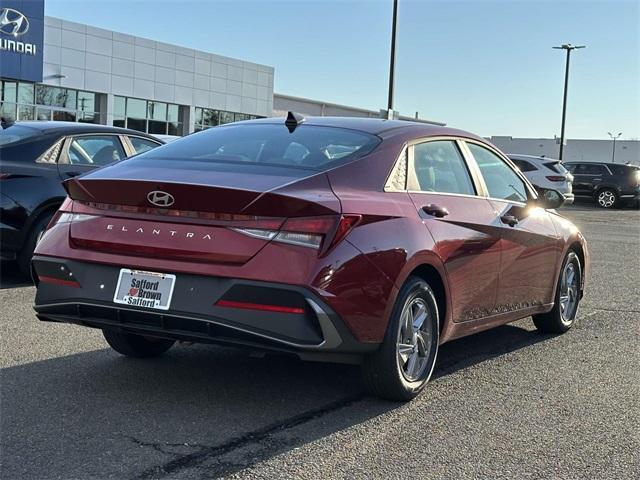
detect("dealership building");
top-left (1, 0), bottom-right (637, 163)
top-left (1, 0), bottom-right (275, 136)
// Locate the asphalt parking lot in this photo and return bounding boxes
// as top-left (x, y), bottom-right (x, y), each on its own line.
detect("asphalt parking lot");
top-left (1, 204), bottom-right (638, 480)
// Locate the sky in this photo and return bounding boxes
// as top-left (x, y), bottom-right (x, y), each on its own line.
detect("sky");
top-left (44, 0), bottom-right (639, 140)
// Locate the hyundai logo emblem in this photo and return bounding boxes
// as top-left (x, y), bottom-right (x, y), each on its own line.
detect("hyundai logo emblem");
top-left (0, 8), bottom-right (29, 37)
top-left (147, 191), bottom-right (175, 207)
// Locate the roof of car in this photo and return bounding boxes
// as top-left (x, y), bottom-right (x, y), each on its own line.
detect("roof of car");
top-left (245, 115), bottom-right (484, 141)
top-left (8, 121), bottom-right (161, 140)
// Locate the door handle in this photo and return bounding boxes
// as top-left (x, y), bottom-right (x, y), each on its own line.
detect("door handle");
top-left (500, 215), bottom-right (519, 227)
top-left (65, 171), bottom-right (81, 177)
top-left (422, 204), bottom-right (449, 218)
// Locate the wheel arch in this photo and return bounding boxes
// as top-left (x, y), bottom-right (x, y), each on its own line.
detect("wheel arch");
top-left (405, 263), bottom-right (448, 336)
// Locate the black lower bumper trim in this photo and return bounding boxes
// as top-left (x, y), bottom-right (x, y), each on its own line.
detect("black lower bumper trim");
top-left (33, 256), bottom-right (376, 357)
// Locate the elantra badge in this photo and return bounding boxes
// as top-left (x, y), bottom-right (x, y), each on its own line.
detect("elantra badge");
top-left (147, 190), bottom-right (175, 207)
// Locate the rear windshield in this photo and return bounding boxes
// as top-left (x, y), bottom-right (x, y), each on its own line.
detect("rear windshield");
top-left (0, 124), bottom-right (39, 146)
top-left (135, 123), bottom-right (381, 171)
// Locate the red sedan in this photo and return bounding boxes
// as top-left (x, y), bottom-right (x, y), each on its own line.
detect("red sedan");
top-left (33, 114), bottom-right (588, 401)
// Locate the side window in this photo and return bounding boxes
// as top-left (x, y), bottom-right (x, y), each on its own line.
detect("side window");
top-left (67, 135), bottom-right (126, 166)
top-left (411, 140), bottom-right (475, 195)
top-left (129, 136), bottom-right (161, 154)
top-left (580, 164), bottom-right (608, 175)
top-left (468, 143), bottom-right (528, 203)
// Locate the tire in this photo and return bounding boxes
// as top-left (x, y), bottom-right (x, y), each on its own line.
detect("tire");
top-left (595, 188), bottom-right (618, 208)
top-left (103, 330), bottom-right (175, 358)
top-left (533, 251), bottom-right (582, 334)
top-left (362, 276), bottom-right (439, 401)
top-left (17, 211), bottom-right (54, 278)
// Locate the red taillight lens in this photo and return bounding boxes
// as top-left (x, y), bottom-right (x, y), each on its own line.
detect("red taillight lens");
top-left (546, 176), bottom-right (566, 182)
top-left (232, 214), bottom-right (361, 254)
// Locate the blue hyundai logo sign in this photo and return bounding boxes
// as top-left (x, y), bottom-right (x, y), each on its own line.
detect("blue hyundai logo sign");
top-left (0, 0), bottom-right (44, 83)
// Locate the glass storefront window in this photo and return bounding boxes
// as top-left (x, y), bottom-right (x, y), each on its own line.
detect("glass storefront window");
top-left (193, 107), bottom-right (262, 132)
top-left (113, 96), bottom-right (126, 118)
top-left (114, 96), bottom-right (182, 135)
top-left (148, 102), bottom-right (167, 121)
top-left (53, 110), bottom-right (76, 122)
top-left (78, 91), bottom-right (96, 112)
top-left (17, 105), bottom-right (35, 120)
top-left (127, 98), bottom-right (147, 119)
top-left (219, 111), bottom-right (234, 125)
top-left (0, 102), bottom-right (17, 119)
top-left (168, 104), bottom-right (179, 123)
top-left (35, 85), bottom-right (77, 109)
top-left (36, 108), bottom-right (52, 121)
top-left (126, 118), bottom-right (146, 133)
top-left (18, 83), bottom-right (34, 104)
top-left (1, 81), bottom-right (17, 102)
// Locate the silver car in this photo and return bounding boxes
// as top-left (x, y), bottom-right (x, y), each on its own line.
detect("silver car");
top-left (508, 154), bottom-right (574, 204)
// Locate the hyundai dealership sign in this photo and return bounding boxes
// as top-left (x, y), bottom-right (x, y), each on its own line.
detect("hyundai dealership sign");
top-left (0, 0), bottom-right (43, 82)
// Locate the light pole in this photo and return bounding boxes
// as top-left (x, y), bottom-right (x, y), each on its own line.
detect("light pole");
top-left (553, 44), bottom-right (585, 161)
top-left (607, 132), bottom-right (622, 163)
top-left (386, 0), bottom-right (399, 119)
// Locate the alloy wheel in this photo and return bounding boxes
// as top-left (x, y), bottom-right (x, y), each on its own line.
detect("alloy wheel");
top-left (597, 190), bottom-right (616, 208)
top-left (396, 297), bottom-right (433, 382)
top-left (559, 261), bottom-right (579, 324)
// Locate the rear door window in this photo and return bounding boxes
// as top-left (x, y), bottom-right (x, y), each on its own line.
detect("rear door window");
top-left (67, 135), bottom-right (126, 166)
top-left (410, 140), bottom-right (476, 195)
top-left (575, 163), bottom-right (608, 175)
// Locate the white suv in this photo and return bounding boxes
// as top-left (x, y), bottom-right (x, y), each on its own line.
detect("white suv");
top-left (508, 154), bottom-right (574, 205)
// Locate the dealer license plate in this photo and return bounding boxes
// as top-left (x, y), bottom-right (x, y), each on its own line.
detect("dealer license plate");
top-left (113, 269), bottom-right (176, 311)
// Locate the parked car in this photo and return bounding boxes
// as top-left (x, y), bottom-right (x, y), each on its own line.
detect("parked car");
top-left (32, 114), bottom-right (588, 401)
top-left (0, 121), bottom-right (163, 274)
top-left (564, 161), bottom-right (640, 208)
top-left (508, 154), bottom-right (574, 205)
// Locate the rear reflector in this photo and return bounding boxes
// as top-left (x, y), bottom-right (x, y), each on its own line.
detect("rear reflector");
top-left (546, 176), bottom-right (566, 182)
top-left (38, 275), bottom-right (81, 288)
top-left (215, 299), bottom-right (304, 314)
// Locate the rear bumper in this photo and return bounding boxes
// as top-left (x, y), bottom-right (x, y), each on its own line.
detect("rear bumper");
top-left (32, 256), bottom-right (376, 361)
top-left (562, 193), bottom-right (575, 205)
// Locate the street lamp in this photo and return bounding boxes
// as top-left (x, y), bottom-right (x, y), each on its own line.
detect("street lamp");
top-left (607, 131), bottom-right (622, 163)
top-left (386, 0), bottom-right (399, 119)
top-left (553, 44), bottom-right (585, 161)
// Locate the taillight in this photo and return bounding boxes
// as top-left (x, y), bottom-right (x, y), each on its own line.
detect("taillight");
top-left (46, 198), bottom-right (95, 230)
top-left (232, 214), bottom-right (361, 254)
top-left (546, 176), bottom-right (566, 182)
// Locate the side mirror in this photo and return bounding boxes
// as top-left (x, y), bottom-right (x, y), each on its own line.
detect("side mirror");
top-left (536, 189), bottom-right (566, 210)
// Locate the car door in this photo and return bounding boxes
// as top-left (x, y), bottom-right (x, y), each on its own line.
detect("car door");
top-left (405, 138), bottom-right (502, 323)
top-left (56, 134), bottom-right (127, 180)
top-left (569, 163), bottom-right (608, 197)
top-left (464, 141), bottom-right (561, 312)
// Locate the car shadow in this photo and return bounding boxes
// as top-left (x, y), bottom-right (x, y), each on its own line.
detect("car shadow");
top-left (0, 261), bottom-right (32, 289)
top-left (1, 322), bottom-right (551, 479)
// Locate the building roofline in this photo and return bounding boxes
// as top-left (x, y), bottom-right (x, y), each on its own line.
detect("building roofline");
top-left (274, 93), bottom-right (445, 126)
